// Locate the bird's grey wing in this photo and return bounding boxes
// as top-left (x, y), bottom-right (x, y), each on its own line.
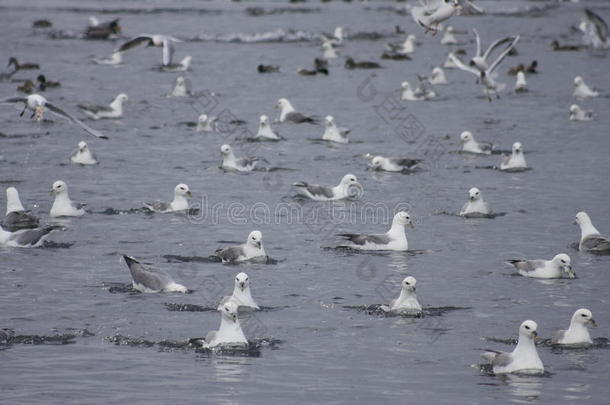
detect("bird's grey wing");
top-left (581, 234), bottom-right (610, 252)
top-left (71, 201), bottom-right (86, 210)
top-left (472, 28), bottom-right (481, 57)
top-left (116, 36), bottom-right (153, 53)
top-left (236, 157), bottom-right (255, 168)
top-left (585, 9), bottom-right (609, 41)
top-left (13, 225), bottom-right (59, 246)
top-left (482, 36), bottom-right (514, 62)
top-left (338, 233), bottom-right (391, 246)
top-left (478, 142), bottom-right (493, 152)
top-left (449, 53), bottom-right (479, 76)
top-left (45, 102), bottom-right (108, 139)
top-left (552, 329), bottom-right (566, 344)
top-left (286, 112), bottom-right (315, 124)
top-left (488, 36), bottom-right (519, 74)
top-left (391, 158), bottom-right (422, 168)
top-left (2, 211), bottom-right (39, 231)
top-left (294, 182), bottom-right (334, 198)
top-left (123, 255), bottom-right (172, 291)
top-left (508, 259), bottom-right (543, 272)
top-left (162, 38), bottom-right (175, 66)
top-left (145, 200), bottom-right (170, 212)
top-left (1, 97), bottom-right (27, 105)
top-left (486, 351), bottom-right (512, 368)
top-left (215, 246), bottom-right (244, 262)
top-left (78, 104), bottom-right (112, 114)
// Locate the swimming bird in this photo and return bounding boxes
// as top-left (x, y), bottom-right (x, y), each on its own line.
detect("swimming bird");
top-left (170, 76), bottom-right (192, 97)
top-left (450, 35), bottom-right (520, 101)
top-left (160, 56), bottom-right (192, 72)
top-left (322, 115), bottom-right (349, 143)
top-left (400, 80), bottom-right (435, 101)
top-left (430, 67), bottom-right (448, 85)
top-left (321, 41), bottom-right (338, 59)
top-left (36, 74), bottom-right (60, 90)
top-left (481, 320), bottom-right (544, 375)
top-left (220, 144), bottom-right (261, 172)
top-left (2, 187), bottom-right (39, 231)
top-left (574, 211), bottom-right (610, 253)
top-left (70, 141), bottom-right (98, 165)
top-left (78, 93), bottom-right (127, 120)
top-left (440, 26), bottom-right (457, 45)
top-left (49, 180), bottom-right (86, 217)
top-left (92, 52), bottom-right (123, 65)
top-left (338, 211), bottom-right (413, 251)
top-left (552, 309), bottom-right (597, 346)
top-left (442, 52), bottom-right (458, 69)
top-left (573, 76), bottom-right (599, 98)
top-left (385, 34), bottom-right (417, 55)
top-left (215, 230), bottom-right (267, 263)
top-left (0, 94), bottom-right (107, 139)
top-left (116, 34), bottom-right (182, 66)
top-left (276, 98), bottom-right (316, 124)
top-left (257, 64), bottom-right (280, 73)
top-left (514, 71), bottom-right (528, 93)
top-left (460, 187), bottom-right (491, 217)
top-left (580, 9), bottom-right (609, 49)
top-left (507, 61), bottom-right (537, 76)
top-left (143, 184), bottom-right (192, 213)
top-left (344, 58), bottom-right (381, 69)
top-left (255, 115), bottom-right (282, 141)
top-left (0, 224), bottom-right (62, 248)
top-left (17, 80), bottom-right (35, 94)
top-left (122, 255), bottom-right (187, 293)
top-left (380, 276), bottom-right (422, 314)
top-left (293, 174), bottom-right (362, 201)
top-left (460, 131), bottom-right (492, 154)
top-left (202, 301), bottom-right (248, 349)
top-left (550, 40), bottom-right (582, 52)
top-left (85, 17), bottom-right (121, 40)
top-left (508, 254), bottom-right (574, 279)
top-left (569, 104), bottom-right (592, 121)
top-left (196, 114), bottom-right (217, 132)
top-left (367, 155), bottom-right (421, 172)
top-left (7, 57), bottom-right (39, 71)
top-left (411, 0), bottom-right (460, 34)
top-left (500, 142), bottom-right (527, 171)
top-left (218, 272), bottom-right (260, 310)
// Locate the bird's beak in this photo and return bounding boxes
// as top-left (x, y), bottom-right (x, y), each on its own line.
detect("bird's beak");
top-left (572, 219), bottom-right (577, 225)
top-left (186, 191), bottom-right (192, 198)
top-left (470, 196), bottom-right (476, 201)
top-left (407, 222), bottom-right (415, 229)
top-left (255, 241), bottom-right (261, 249)
top-left (532, 331), bottom-right (538, 338)
top-left (239, 282), bottom-right (246, 291)
top-left (50, 189), bottom-right (56, 196)
top-left (231, 314), bottom-right (238, 322)
top-left (589, 319), bottom-right (598, 327)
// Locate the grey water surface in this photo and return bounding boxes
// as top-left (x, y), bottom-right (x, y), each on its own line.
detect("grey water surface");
top-left (1, 0), bottom-right (610, 404)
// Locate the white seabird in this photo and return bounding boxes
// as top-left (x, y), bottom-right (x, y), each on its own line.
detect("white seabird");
top-left (580, 9), bottom-right (609, 49)
top-left (215, 230), bottom-right (267, 263)
top-left (430, 67), bottom-right (448, 85)
top-left (482, 320), bottom-right (544, 375)
top-left (255, 115), bottom-right (282, 141)
top-left (460, 187), bottom-right (491, 217)
top-left (508, 253), bottom-right (574, 279)
top-left (380, 276), bottom-right (422, 314)
top-left (440, 26), bottom-right (457, 45)
top-left (78, 93), bottom-right (127, 120)
top-left (116, 34), bottom-right (182, 67)
top-left (2, 187), bottom-right (39, 231)
top-left (367, 155), bottom-right (421, 172)
top-left (385, 34), bottom-right (417, 55)
top-left (220, 144), bottom-right (261, 172)
top-left (514, 71), bottom-right (528, 92)
top-left (293, 174), bottom-right (362, 201)
top-left (569, 104), bottom-right (593, 121)
top-left (322, 115), bottom-right (349, 144)
top-left (321, 41), bottom-right (338, 59)
top-left (552, 309), bottom-right (597, 346)
top-left (202, 301), bottom-right (248, 349)
top-left (171, 76), bottom-right (192, 97)
top-left (122, 255), bottom-right (187, 293)
top-left (70, 141), bottom-right (98, 165)
top-left (573, 76), bottom-right (599, 98)
top-left (49, 180), bottom-right (86, 217)
top-left (276, 98), bottom-right (316, 124)
top-left (460, 131), bottom-right (492, 154)
top-left (500, 142), bottom-right (527, 171)
top-left (218, 272), bottom-right (260, 310)
top-left (574, 211), bottom-right (610, 253)
top-left (411, 0), bottom-right (460, 34)
top-left (160, 55), bottom-right (192, 72)
top-left (0, 94), bottom-right (107, 139)
top-left (196, 114), bottom-right (217, 132)
top-left (143, 184), bottom-right (192, 213)
top-left (337, 211), bottom-right (413, 251)
top-left (0, 224), bottom-right (62, 248)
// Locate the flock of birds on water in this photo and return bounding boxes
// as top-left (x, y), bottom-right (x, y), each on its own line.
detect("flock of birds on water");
top-left (1, 0), bottom-right (609, 373)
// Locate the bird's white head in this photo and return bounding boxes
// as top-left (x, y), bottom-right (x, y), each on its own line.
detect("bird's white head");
top-left (247, 230), bottom-right (263, 249)
top-left (235, 272), bottom-right (250, 292)
top-left (468, 187), bottom-right (481, 202)
top-left (174, 183), bottom-right (192, 198)
top-left (460, 131), bottom-right (473, 143)
top-left (260, 114), bottom-right (269, 125)
top-left (220, 300), bottom-right (239, 323)
top-left (220, 144), bottom-right (232, 155)
top-left (574, 76), bottom-right (583, 86)
top-left (552, 253), bottom-right (572, 275)
top-left (519, 320), bottom-right (538, 339)
top-left (572, 308), bottom-right (597, 327)
top-left (512, 142), bottom-right (523, 154)
top-left (401, 276), bottom-right (417, 292)
top-left (393, 211), bottom-right (414, 228)
top-left (51, 180), bottom-right (68, 195)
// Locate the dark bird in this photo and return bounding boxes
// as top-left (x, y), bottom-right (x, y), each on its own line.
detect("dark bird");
top-left (32, 20), bottom-right (52, 28)
top-left (551, 40), bottom-right (582, 51)
top-left (257, 64), bottom-right (280, 73)
top-left (36, 74), bottom-right (60, 90)
top-left (7, 57), bottom-right (39, 71)
top-left (17, 80), bottom-right (35, 94)
top-left (345, 57), bottom-right (382, 69)
top-left (85, 17), bottom-right (121, 40)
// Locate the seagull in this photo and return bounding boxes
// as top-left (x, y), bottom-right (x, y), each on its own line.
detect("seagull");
top-left (442, 52), bottom-right (458, 69)
top-left (160, 56), bottom-right (192, 72)
top-left (276, 98), bottom-right (316, 124)
top-left (255, 115), bottom-right (282, 141)
top-left (460, 187), bottom-right (491, 217)
top-left (202, 301), bottom-right (248, 349)
top-left (430, 67), bottom-right (448, 85)
top-left (0, 224), bottom-right (62, 248)
top-left (508, 253), bottom-right (574, 279)
top-left (215, 230), bottom-right (267, 263)
top-left (92, 52), bottom-right (123, 65)
top-left (468, 29), bottom-right (517, 73)
top-left (321, 41), bottom-right (338, 59)
top-left (440, 26), bottom-right (457, 45)
top-left (122, 255), bottom-right (187, 293)
top-left (49, 180), bottom-right (86, 217)
top-left (385, 34), bottom-right (417, 55)
top-left (78, 93), bottom-right (127, 120)
top-left (320, 26), bottom-right (345, 47)
top-left (116, 34), bottom-right (182, 66)
top-left (482, 320), bottom-right (544, 375)
top-left (573, 76), bottom-right (599, 98)
top-left (514, 71), bottom-right (528, 92)
top-left (337, 211), bottom-right (413, 251)
top-left (500, 142), bottom-right (527, 171)
top-left (552, 309), bottom-right (597, 346)
top-left (460, 131), bottom-right (492, 154)
top-left (2, 187), bottom-right (39, 231)
top-left (7, 57), bottom-right (39, 71)
top-left (70, 141), bottom-right (98, 165)
top-left (143, 184), bottom-right (192, 213)
top-left (220, 144), bottom-right (261, 172)
top-left (367, 155), bottom-right (421, 172)
top-left (411, 0), bottom-right (460, 34)
top-left (574, 211), bottom-right (610, 253)
top-left (293, 174), bottom-right (362, 201)
top-left (401, 79), bottom-right (435, 101)
top-left (449, 35), bottom-right (520, 100)
top-left (0, 95), bottom-right (107, 139)
top-left (380, 276), bottom-right (422, 314)
top-left (580, 9), bottom-right (609, 49)
top-left (218, 272), bottom-right (260, 310)
top-left (322, 115), bottom-right (350, 143)
top-left (196, 114), bottom-right (217, 132)
top-left (569, 104), bottom-right (593, 121)
top-left (170, 76), bottom-right (192, 97)
top-left (85, 17), bottom-right (120, 40)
